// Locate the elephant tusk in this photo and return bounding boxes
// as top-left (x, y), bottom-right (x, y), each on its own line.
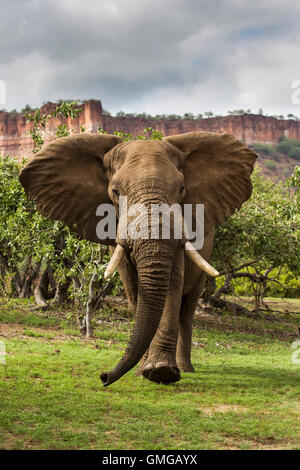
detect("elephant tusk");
top-left (104, 245), bottom-right (125, 279)
top-left (185, 241), bottom-right (219, 277)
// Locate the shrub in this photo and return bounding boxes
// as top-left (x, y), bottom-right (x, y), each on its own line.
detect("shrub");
top-left (265, 160), bottom-right (276, 171)
top-left (288, 147), bottom-right (300, 160)
top-left (252, 142), bottom-right (281, 161)
top-left (233, 268), bottom-right (300, 298)
top-left (277, 136), bottom-right (300, 159)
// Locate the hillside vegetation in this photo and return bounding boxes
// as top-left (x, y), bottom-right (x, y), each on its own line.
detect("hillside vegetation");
top-left (250, 137), bottom-right (300, 181)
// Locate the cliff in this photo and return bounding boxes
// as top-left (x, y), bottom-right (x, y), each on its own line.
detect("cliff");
top-left (0, 101), bottom-right (104, 159)
top-left (1, 99), bottom-right (300, 161)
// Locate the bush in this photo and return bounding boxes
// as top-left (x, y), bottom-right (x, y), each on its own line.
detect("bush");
top-left (233, 268), bottom-right (300, 298)
top-left (265, 160), bottom-right (276, 171)
top-left (252, 142), bottom-right (281, 161)
top-left (288, 147), bottom-right (300, 160)
top-left (213, 167), bottom-right (300, 309)
top-left (277, 136), bottom-right (300, 160)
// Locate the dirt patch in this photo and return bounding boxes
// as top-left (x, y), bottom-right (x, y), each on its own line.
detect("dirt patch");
top-left (219, 435), bottom-right (296, 450)
top-left (0, 322), bottom-right (79, 342)
top-left (199, 404), bottom-right (249, 417)
top-left (194, 310), bottom-right (299, 340)
top-left (0, 431), bottom-right (16, 450)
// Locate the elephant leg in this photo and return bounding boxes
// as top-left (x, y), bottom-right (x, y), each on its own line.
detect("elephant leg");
top-left (176, 272), bottom-right (206, 372)
top-left (135, 348), bottom-right (149, 377)
top-left (177, 231), bottom-right (215, 372)
top-left (141, 250), bottom-right (184, 384)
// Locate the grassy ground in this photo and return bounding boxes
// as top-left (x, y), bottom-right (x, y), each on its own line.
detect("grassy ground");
top-left (0, 297), bottom-right (300, 450)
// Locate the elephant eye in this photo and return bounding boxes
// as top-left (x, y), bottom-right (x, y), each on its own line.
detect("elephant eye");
top-left (180, 185), bottom-right (185, 193)
top-left (112, 188), bottom-right (120, 198)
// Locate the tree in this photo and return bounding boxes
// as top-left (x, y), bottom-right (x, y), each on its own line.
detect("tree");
top-left (183, 113), bottom-right (194, 120)
top-left (21, 104), bottom-right (33, 113)
top-left (210, 168), bottom-right (300, 312)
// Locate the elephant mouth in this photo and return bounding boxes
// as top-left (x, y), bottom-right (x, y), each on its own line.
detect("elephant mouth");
top-left (104, 241), bottom-right (219, 280)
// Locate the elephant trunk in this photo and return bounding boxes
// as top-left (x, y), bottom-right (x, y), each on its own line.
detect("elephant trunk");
top-left (100, 239), bottom-right (175, 386)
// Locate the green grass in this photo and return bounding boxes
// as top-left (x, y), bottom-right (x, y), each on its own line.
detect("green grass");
top-left (0, 299), bottom-right (300, 450)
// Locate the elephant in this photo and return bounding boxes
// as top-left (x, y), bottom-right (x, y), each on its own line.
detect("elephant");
top-left (19, 131), bottom-right (257, 387)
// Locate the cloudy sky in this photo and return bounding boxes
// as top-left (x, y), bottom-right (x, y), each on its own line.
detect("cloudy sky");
top-left (1, 0), bottom-right (300, 116)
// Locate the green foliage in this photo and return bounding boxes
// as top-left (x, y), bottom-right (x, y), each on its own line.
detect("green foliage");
top-left (26, 109), bottom-right (51, 153)
top-left (25, 101), bottom-right (82, 153)
top-left (227, 109), bottom-right (251, 115)
top-left (98, 126), bottom-right (163, 141)
top-left (0, 155), bottom-right (47, 266)
top-left (265, 160), bottom-right (276, 171)
top-left (287, 113), bottom-right (299, 120)
top-left (183, 113), bottom-right (195, 120)
top-left (21, 104), bottom-right (33, 113)
top-left (55, 124), bottom-right (70, 138)
top-left (252, 142), bottom-right (281, 161)
top-left (52, 101), bottom-right (82, 120)
top-left (232, 268), bottom-right (300, 298)
top-left (288, 147), bottom-right (300, 161)
top-left (166, 114), bottom-right (182, 120)
top-left (276, 136), bottom-right (300, 160)
top-left (213, 168), bottom-right (300, 302)
top-left (287, 165), bottom-right (300, 223)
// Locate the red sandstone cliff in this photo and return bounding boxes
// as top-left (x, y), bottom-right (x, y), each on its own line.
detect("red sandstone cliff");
top-left (1, 99), bottom-right (300, 159)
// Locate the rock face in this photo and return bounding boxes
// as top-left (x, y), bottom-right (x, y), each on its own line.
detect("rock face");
top-left (0, 101), bottom-right (104, 159)
top-left (1, 99), bottom-right (300, 159)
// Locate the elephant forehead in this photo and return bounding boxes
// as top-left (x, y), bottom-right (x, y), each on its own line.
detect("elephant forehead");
top-left (104, 139), bottom-right (185, 183)
top-left (120, 139), bottom-right (185, 166)
top-left (117, 156), bottom-right (184, 189)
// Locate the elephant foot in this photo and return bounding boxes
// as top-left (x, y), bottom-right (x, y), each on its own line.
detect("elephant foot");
top-left (178, 363), bottom-right (195, 373)
top-left (142, 360), bottom-right (181, 384)
top-left (176, 354), bottom-right (195, 372)
top-left (135, 351), bottom-right (149, 377)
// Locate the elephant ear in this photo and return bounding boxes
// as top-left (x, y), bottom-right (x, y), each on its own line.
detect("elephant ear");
top-left (164, 132), bottom-right (257, 236)
top-left (19, 133), bottom-right (122, 244)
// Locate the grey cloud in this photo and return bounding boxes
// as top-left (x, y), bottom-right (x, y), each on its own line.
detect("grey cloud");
top-left (1, 0), bottom-right (300, 115)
